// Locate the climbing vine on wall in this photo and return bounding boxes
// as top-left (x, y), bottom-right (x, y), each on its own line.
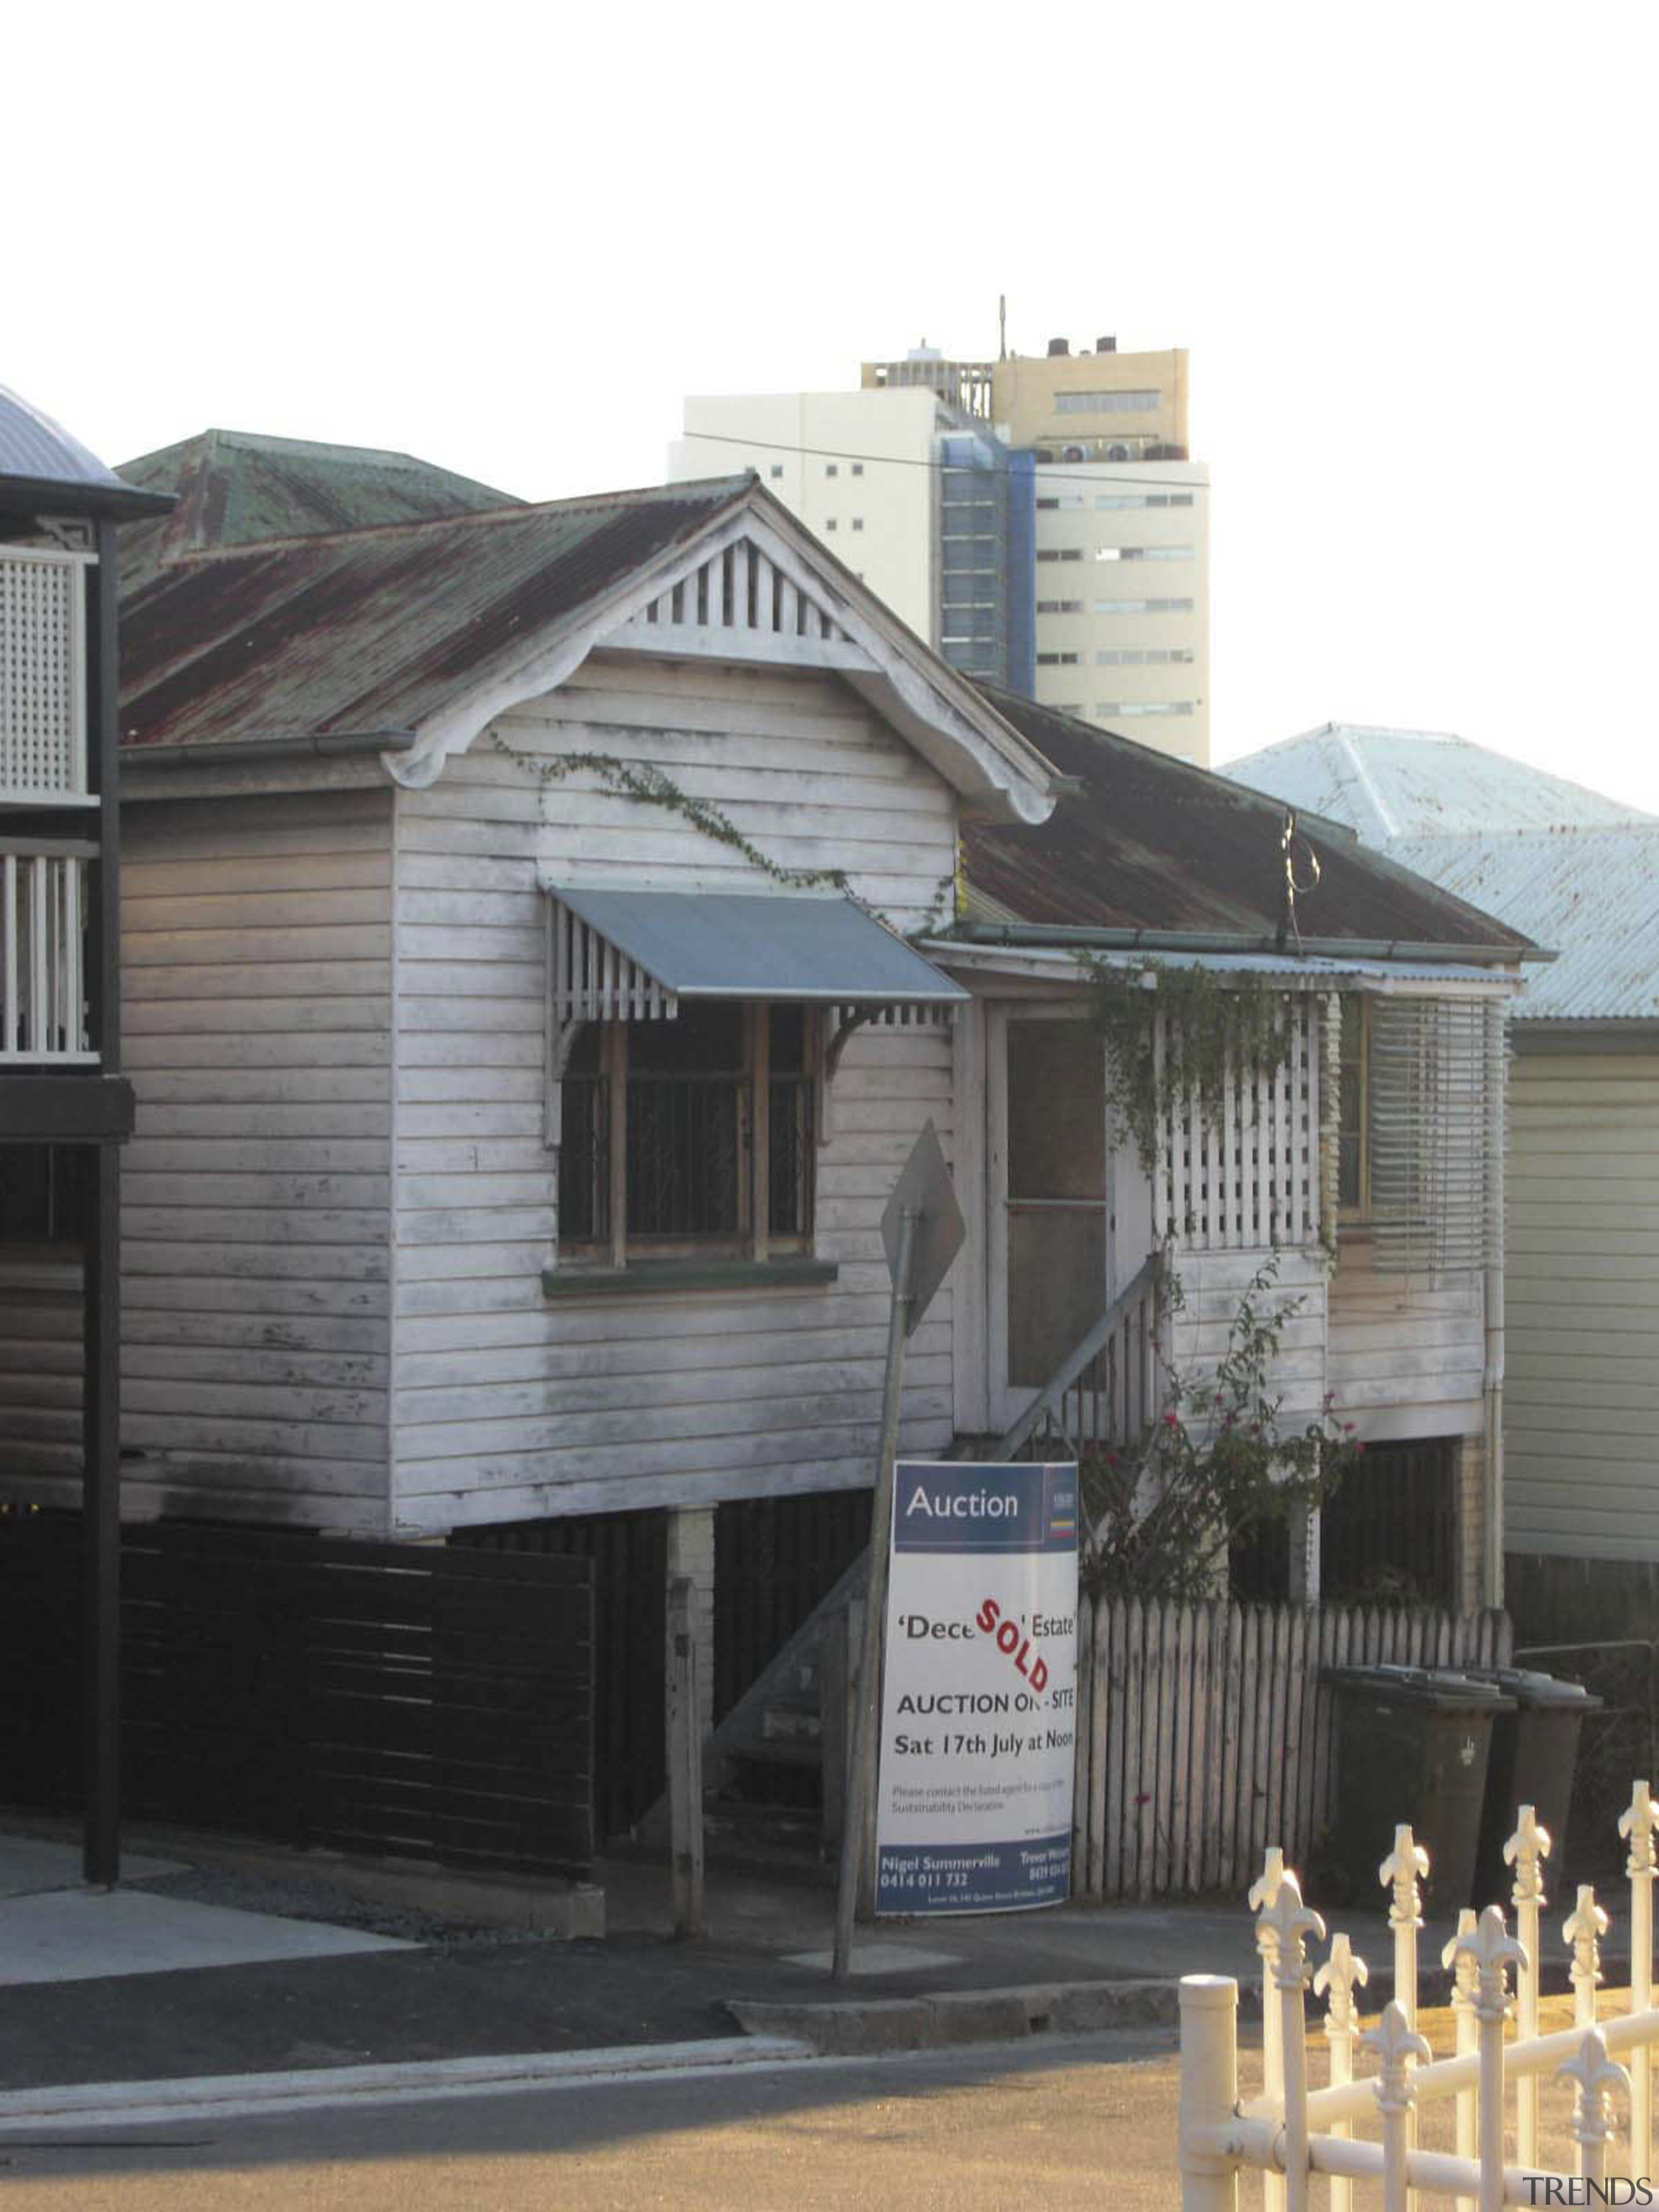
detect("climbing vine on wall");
top-left (1084, 955), bottom-right (1297, 1171)
top-left (488, 730), bottom-right (958, 938)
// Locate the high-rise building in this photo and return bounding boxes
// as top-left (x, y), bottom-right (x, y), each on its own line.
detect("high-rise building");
top-left (671, 329), bottom-right (1209, 763)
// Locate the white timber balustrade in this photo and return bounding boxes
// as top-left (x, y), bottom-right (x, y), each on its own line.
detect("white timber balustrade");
top-left (1176, 1784), bottom-right (1659, 2207)
top-left (0, 546), bottom-right (92, 803)
top-left (0, 840), bottom-right (95, 1062)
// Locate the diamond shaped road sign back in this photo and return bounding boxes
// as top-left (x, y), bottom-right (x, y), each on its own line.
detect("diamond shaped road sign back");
top-left (880, 1121), bottom-right (966, 1336)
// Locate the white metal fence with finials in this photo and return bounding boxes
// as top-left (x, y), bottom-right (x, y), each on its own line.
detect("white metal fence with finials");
top-left (1178, 1782), bottom-right (1659, 2208)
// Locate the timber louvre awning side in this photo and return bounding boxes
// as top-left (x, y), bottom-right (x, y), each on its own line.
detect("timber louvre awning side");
top-left (541, 884), bottom-right (967, 1139)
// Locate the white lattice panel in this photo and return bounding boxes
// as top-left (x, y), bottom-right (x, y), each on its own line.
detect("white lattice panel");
top-left (1154, 995), bottom-right (1321, 1249)
top-left (627, 539), bottom-right (852, 646)
top-left (0, 549), bottom-right (88, 800)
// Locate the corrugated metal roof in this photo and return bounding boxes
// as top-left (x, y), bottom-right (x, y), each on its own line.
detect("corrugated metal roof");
top-left (1385, 826), bottom-right (1659, 1021)
top-left (959, 686), bottom-right (1535, 958)
top-left (1224, 723), bottom-right (1651, 841)
top-left (0, 384), bottom-right (172, 520)
top-left (928, 942), bottom-right (1514, 989)
top-left (1222, 727), bottom-right (1659, 1021)
top-left (550, 887), bottom-right (968, 1001)
top-left (118, 479), bottom-right (755, 750)
top-left (115, 429), bottom-right (520, 596)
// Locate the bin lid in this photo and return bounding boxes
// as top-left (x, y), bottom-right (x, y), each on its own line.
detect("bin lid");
top-left (1324, 1663), bottom-right (1516, 1711)
top-left (1461, 1666), bottom-right (1603, 1710)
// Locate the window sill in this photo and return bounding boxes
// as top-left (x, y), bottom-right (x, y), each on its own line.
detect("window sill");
top-left (542, 1257), bottom-right (840, 1299)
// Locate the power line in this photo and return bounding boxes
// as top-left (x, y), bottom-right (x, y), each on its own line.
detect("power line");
top-left (677, 427), bottom-right (1211, 496)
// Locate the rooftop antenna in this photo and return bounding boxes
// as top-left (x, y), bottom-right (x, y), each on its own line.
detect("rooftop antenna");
top-left (998, 294), bottom-right (1007, 362)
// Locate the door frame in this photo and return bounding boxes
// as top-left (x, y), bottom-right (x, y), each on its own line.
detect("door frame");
top-left (986, 1000), bottom-right (1123, 1436)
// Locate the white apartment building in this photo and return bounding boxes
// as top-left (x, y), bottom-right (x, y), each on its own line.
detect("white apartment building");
top-left (669, 390), bottom-right (941, 646)
top-left (1030, 456), bottom-right (1210, 763)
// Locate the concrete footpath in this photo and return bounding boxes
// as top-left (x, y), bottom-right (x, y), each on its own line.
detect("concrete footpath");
top-left (0, 1819), bottom-right (1583, 2126)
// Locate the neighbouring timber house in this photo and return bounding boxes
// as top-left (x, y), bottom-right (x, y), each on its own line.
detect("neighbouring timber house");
top-left (0, 384), bottom-right (172, 1876)
top-left (1227, 723), bottom-right (1659, 1638)
top-left (0, 436), bottom-right (1540, 1837)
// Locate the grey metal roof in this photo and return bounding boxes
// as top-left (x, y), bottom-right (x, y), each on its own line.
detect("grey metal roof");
top-left (1221, 727), bottom-right (1659, 1023)
top-left (547, 887), bottom-right (969, 1002)
top-left (1385, 826), bottom-right (1659, 1021)
top-left (0, 384), bottom-right (172, 520)
top-left (1224, 723), bottom-right (1649, 841)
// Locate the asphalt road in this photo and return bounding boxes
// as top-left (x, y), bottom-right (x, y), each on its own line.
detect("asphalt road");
top-left (0, 2027), bottom-right (1188, 2211)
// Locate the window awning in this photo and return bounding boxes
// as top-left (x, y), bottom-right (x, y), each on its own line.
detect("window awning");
top-left (544, 885), bottom-right (969, 1023)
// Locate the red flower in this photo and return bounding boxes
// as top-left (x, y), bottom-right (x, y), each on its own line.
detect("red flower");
top-left (1163, 1411), bottom-right (1179, 1427)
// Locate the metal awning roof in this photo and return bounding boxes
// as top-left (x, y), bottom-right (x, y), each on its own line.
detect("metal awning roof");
top-left (545, 885), bottom-right (968, 1020)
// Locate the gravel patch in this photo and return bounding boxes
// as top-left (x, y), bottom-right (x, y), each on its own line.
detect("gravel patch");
top-left (136, 1863), bottom-right (548, 1948)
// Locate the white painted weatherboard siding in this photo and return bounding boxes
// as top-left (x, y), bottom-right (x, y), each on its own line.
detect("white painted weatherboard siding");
top-left (1327, 1239), bottom-right (1485, 1444)
top-left (1505, 1049), bottom-right (1659, 1560)
top-left (118, 790), bottom-right (394, 1530)
top-left (389, 655), bottom-right (959, 1533)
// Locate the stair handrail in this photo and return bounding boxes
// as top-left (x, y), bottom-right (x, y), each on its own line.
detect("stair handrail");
top-left (992, 1250), bottom-right (1162, 1461)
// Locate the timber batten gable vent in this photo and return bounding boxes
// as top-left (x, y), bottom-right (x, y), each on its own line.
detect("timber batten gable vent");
top-left (612, 537), bottom-right (857, 654)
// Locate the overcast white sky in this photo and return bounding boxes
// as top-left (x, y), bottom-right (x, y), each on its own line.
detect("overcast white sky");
top-left (12, 3), bottom-right (1655, 804)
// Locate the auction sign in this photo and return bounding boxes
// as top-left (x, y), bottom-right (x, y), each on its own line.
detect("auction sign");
top-left (874, 1461), bottom-right (1079, 1915)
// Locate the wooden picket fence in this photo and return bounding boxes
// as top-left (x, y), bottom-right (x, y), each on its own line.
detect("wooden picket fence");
top-left (1071, 1594), bottom-right (1512, 1902)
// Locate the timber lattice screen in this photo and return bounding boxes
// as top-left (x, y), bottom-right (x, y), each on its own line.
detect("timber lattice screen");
top-left (1151, 999), bottom-right (1321, 1249)
top-left (1070, 1594), bottom-right (1511, 1901)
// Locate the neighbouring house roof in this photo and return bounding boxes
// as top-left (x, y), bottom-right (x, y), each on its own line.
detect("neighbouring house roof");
top-left (114, 428), bottom-right (520, 594)
top-left (1225, 725), bottom-right (1659, 1022)
top-left (956, 686), bottom-right (1537, 961)
top-left (0, 384), bottom-right (173, 522)
top-left (1224, 723), bottom-right (1648, 842)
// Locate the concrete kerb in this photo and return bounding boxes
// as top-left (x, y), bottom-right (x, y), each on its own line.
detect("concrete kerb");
top-left (0, 2037), bottom-right (818, 2136)
top-left (727, 1976), bottom-right (1186, 2056)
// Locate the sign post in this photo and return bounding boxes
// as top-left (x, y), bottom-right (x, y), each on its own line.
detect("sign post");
top-left (831, 1122), bottom-right (964, 1983)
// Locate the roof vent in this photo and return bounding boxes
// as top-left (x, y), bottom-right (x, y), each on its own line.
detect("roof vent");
top-left (1096, 334), bottom-right (1117, 353)
top-left (1047, 336), bottom-right (1070, 357)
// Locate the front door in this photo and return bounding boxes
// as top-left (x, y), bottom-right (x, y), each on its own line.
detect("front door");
top-left (988, 1009), bottom-right (1111, 1434)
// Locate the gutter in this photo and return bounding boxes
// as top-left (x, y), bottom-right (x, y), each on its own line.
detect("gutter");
top-left (947, 920), bottom-right (1554, 965)
top-left (122, 731), bottom-right (418, 769)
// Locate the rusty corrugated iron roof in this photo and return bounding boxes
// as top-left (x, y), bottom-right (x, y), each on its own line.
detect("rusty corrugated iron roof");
top-left (119, 478), bottom-right (755, 750)
top-left (115, 428), bottom-right (521, 596)
top-left (962, 685), bottom-right (1536, 956)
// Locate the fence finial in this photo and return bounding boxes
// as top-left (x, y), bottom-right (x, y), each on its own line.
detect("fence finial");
top-left (1559, 2025), bottom-right (1630, 2174)
top-left (1379, 1823), bottom-right (1430, 1931)
top-left (1564, 1884), bottom-right (1610, 2020)
top-left (1248, 1844), bottom-right (1286, 1915)
top-left (1314, 1931), bottom-right (1369, 2040)
top-left (1452, 1902), bottom-right (1528, 2018)
top-left (1441, 1905), bottom-right (1479, 1996)
top-left (1503, 1802), bottom-right (1552, 1905)
top-left (1622, 1780), bottom-right (1659, 1878)
top-left (1259, 1867), bottom-right (1326, 1990)
top-left (1362, 1999), bottom-right (1433, 2112)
